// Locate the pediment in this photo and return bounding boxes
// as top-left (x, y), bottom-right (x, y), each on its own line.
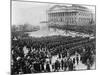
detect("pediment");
top-left (49, 5), bottom-right (68, 11)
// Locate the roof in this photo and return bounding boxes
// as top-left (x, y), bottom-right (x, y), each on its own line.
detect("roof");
top-left (48, 4), bottom-right (89, 12)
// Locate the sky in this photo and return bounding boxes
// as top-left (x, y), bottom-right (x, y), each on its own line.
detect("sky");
top-left (12, 1), bottom-right (95, 26)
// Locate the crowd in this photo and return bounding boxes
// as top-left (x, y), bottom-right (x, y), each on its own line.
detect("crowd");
top-left (11, 35), bottom-right (95, 75)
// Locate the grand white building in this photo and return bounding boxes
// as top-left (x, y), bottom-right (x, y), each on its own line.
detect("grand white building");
top-left (47, 4), bottom-right (94, 26)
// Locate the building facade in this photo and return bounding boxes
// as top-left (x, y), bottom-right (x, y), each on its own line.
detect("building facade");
top-left (47, 5), bottom-right (93, 26)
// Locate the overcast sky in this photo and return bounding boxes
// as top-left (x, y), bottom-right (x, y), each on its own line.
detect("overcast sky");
top-left (12, 1), bottom-right (95, 26)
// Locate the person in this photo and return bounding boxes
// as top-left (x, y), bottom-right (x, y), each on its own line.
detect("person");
top-left (54, 60), bottom-right (60, 72)
top-left (87, 59), bottom-right (91, 70)
top-left (64, 59), bottom-right (68, 71)
top-left (69, 61), bottom-right (74, 71)
top-left (46, 62), bottom-right (50, 72)
top-left (61, 59), bottom-right (64, 70)
top-left (33, 62), bottom-right (41, 73)
top-left (59, 53), bottom-right (61, 58)
top-left (73, 58), bottom-right (75, 65)
top-left (76, 55), bottom-right (79, 65)
top-left (41, 61), bottom-right (45, 72)
top-left (52, 63), bottom-right (55, 71)
top-left (68, 59), bottom-right (73, 71)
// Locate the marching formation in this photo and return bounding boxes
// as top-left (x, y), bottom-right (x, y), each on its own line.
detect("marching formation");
top-left (11, 34), bottom-right (95, 75)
